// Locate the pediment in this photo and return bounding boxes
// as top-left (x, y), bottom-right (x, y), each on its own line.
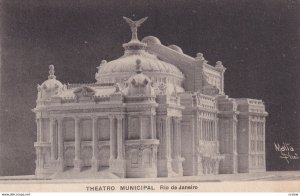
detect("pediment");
top-left (73, 86), bottom-right (95, 102)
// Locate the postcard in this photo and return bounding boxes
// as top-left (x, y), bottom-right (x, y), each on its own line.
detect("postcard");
top-left (0, 0), bottom-right (299, 193)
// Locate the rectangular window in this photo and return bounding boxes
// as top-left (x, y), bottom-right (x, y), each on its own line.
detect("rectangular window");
top-left (81, 119), bottom-right (92, 141)
top-left (98, 118), bottom-right (110, 141)
top-left (128, 117), bottom-right (139, 140)
top-left (141, 117), bottom-right (151, 139)
top-left (64, 119), bottom-right (75, 141)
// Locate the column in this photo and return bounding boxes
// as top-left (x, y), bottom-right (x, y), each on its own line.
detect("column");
top-left (204, 119), bottom-right (207, 140)
top-left (50, 118), bottom-right (56, 161)
top-left (263, 119), bottom-right (266, 168)
top-left (164, 116), bottom-right (171, 160)
top-left (199, 117), bottom-right (203, 140)
top-left (109, 116), bottom-right (116, 160)
top-left (57, 118), bottom-right (64, 171)
top-left (36, 118), bottom-right (41, 142)
top-left (57, 118), bottom-right (63, 159)
top-left (255, 121), bottom-right (257, 153)
top-left (207, 120), bottom-right (211, 141)
top-left (91, 116), bottom-right (98, 170)
top-left (36, 118), bottom-right (42, 170)
top-left (209, 121), bottom-right (211, 140)
top-left (150, 115), bottom-right (155, 139)
top-left (139, 116), bottom-right (143, 139)
top-left (203, 120), bottom-right (206, 140)
top-left (211, 121), bottom-right (214, 141)
top-left (92, 116), bottom-right (98, 160)
top-left (214, 118), bottom-right (218, 141)
top-left (157, 118), bottom-right (163, 159)
top-left (171, 118), bottom-right (176, 158)
top-left (174, 117), bottom-right (180, 159)
top-left (74, 116), bottom-right (82, 170)
top-left (117, 115), bottom-right (124, 160)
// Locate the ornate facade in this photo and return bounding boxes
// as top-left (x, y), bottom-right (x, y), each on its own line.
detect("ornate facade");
top-left (33, 17), bottom-right (268, 178)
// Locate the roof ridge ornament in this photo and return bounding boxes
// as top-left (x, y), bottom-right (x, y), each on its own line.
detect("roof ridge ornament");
top-left (48, 64), bottom-right (56, 79)
top-left (123, 16), bottom-right (148, 41)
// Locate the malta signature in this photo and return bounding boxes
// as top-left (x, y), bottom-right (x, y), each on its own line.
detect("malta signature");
top-left (274, 142), bottom-right (299, 164)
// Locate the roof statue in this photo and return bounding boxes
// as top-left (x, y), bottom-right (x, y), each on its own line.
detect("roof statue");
top-left (123, 16), bottom-right (148, 41)
top-left (48, 64), bottom-right (56, 79)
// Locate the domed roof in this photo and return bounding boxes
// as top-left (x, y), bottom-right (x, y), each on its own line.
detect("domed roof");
top-left (96, 18), bottom-right (183, 83)
top-left (95, 17), bottom-right (185, 95)
top-left (97, 53), bottom-right (184, 79)
top-left (40, 65), bottom-right (63, 91)
top-left (37, 65), bottom-right (63, 101)
top-left (41, 79), bottom-right (63, 91)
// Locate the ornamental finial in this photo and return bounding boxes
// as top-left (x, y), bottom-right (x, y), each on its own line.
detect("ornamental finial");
top-left (123, 16), bottom-right (148, 41)
top-left (48, 64), bottom-right (56, 79)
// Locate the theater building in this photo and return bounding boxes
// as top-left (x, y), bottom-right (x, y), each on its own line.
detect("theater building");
top-left (33, 17), bottom-right (268, 178)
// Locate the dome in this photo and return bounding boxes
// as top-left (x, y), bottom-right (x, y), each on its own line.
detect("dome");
top-left (40, 79), bottom-right (63, 92)
top-left (95, 17), bottom-right (185, 95)
top-left (168, 45), bottom-right (183, 53)
top-left (37, 65), bottom-right (63, 100)
top-left (97, 53), bottom-right (184, 80)
top-left (142, 36), bottom-right (161, 45)
top-left (40, 65), bottom-right (63, 91)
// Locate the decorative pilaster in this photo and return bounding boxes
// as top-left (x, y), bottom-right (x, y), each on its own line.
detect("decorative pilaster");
top-left (37, 147), bottom-right (42, 167)
top-left (172, 117), bottom-right (184, 176)
top-left (91, 116), bottom-right (99, 171)
top-left (36, 118), bottom-right (42, 142)
top-left (74, 116), bottom-right (82, 171)
top-left (158, 116), bottom-right (177, 177)
top-left (109, 114), bottom-right (126, 178)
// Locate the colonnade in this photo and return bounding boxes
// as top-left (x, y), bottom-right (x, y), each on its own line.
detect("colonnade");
top-left (36, 114), bottom-right (125, 171)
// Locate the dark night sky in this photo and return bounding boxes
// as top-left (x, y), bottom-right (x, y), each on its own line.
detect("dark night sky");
top-left (0, 0), bottom-right (299, 175)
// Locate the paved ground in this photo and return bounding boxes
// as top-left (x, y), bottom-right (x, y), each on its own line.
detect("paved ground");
top-left (0, 170), bottom-right (299, 183)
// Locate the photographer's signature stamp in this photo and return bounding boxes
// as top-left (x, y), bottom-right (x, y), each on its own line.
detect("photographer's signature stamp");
top-left (274, 142), bottom-right (299, 164)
